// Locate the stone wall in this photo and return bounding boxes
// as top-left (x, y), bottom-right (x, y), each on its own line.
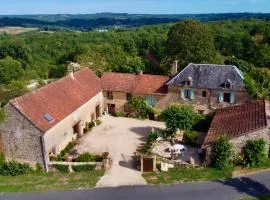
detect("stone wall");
top-left (0, 104), bottom-right (45, 167)
top-left (166, 85), bottom-right (250, 114)
top-left (103, 91), bottom-right (168, 113)
top-left (103, 91), bottom-right (128, 113)
top-left (230, 128), bottom-right (270, 153)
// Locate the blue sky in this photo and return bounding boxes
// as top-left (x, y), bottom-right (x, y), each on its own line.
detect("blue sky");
top-left (0, 0), bottom-right (269, 15)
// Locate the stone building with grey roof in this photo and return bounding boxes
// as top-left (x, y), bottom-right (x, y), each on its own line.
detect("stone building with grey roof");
top-left (166, 63), bottom-right (250, 114)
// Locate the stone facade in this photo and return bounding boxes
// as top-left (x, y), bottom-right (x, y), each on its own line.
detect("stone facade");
top-left (165, 85), bottom-right (250, 114)
top-left (103, 90), bottom-right (168, 114)
top-left (0, 104), bottom-right (45, 167)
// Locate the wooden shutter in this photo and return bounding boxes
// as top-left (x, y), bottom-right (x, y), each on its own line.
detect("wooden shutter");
top-left (180, 90), bottom-right (185, 99)
top-left (230, 93), bottom-right (236, 104)
top-left (218, 92), bottom-right (224, 103)
top-left (190, 90), bottom-right (195, 100)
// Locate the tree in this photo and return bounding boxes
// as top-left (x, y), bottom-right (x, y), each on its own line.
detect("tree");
top-left (0, 40), bottom-right (31, 68)
top-left (211, 136), bottom-right (233, 169)
top-left (243, 139), bottom-right (268, 167)
top-left (167, 20), bottom-right (217, 68)
top-left (0, 80), bottom-right (28, 105)
top-left (0, 57), bottom-right (25, 85)
top-left (160, 105), bottom-right (197, 136)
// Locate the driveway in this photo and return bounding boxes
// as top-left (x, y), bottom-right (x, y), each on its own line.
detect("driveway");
top-left (76, 115), bottom-right (165, 187)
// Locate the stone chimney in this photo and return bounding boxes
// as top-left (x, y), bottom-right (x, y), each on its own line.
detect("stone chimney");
top-left (69, 70), bottom-right (74, 79)
top-left (170, 60), bottom-right (178, 75)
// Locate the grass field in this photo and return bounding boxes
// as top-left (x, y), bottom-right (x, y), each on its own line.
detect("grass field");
top-left (0, 26), bottom-right (39, 35)
top-left (143, 167), bottom-right (233, 185)
top-left (0, 170), bottom-right (104, 193)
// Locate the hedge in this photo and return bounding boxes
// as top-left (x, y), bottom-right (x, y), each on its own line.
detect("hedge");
top-left (75, 153), bottom-right (104, 162)
top-left (72, 164), bottom-right (96, 172)
top-left (0, 161), bottom-right (32, 176)
top-left (52, 164), bottom-right (69, 173)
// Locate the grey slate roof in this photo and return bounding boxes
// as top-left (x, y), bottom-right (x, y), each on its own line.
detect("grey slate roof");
top-left (166, 63), bottom-right (246, 91)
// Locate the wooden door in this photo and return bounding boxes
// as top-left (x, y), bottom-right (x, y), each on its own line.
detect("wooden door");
top-left (108, 104), bottom-right (116, 115)
top-left (95, 105), bottom-right (100, 118)
top-left (143, 157), bottom-right (154, 172)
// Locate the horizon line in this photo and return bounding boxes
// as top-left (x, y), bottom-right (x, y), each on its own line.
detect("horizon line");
top-left (0, 11), bottom-right (269, 16)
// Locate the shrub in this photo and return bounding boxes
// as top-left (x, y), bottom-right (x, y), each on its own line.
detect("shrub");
top-left (0, 161), bottom-right (32, 176)
top-left (0, 153), bottom-right (5, 166)
top-left (95, 119), bottom-right (102, 125)
top-left (243, 139), bottom-right (268, 167)
top-left (49, 154), bottom-right (63, 162)
top-left (192, 113), bottom-right (213, 132)
top-left (35, 163), bottom-right (44, 173)
top-left (102, 152), bottom-right (109, 159)
top-left (72, 164), bottom-right (95, 172)
top-left (88, 121), bottom-right (95, 129)
top-left (160, 105), bottom-right (197, 136)
top-left (183, 130), bottom-right (198, 146)
top-left (147, 132), bottom-right (158, 143)
top-left (52, 164), bottom-right (69, 173)
top-left (60, 141), bottom-right (76, 157)
top-left (115, 112), bottom-right (124, 117)
top-left (127, 97), bottom-right (153, 119)
top-left (75, 153), bottom-right (93, 162)
top-left (94, 155), bottom-right (103, 162)
top-left (211, 136), bottom-right (233, 169)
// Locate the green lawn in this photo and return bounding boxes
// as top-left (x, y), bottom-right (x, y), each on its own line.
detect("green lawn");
top-left (143, 167), bottom-right (233, 185)
top-left (0, 170), bottom-right (104, 193)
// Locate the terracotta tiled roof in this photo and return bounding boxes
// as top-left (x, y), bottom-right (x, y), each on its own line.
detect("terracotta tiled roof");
top-left (101, 72), bottom-right (169, 95)
top-left (10, 68), bottom-right (102, 133)
top-left (202, 100), bottom-right (268, 147)
top-left (133, 74), bottom-right (169, 95)
top-left (101, 72), bottom-right (138, 93)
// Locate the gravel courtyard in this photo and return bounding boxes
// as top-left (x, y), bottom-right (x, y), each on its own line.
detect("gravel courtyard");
top-left (76, 115), bottom-right (165, 187)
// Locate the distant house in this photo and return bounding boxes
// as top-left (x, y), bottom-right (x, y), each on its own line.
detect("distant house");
top-left (101, 72), bottom-right (169, 114)
top-left (166, 63), bottom-right (250, 114)
top-left (0, 69), bottom-right (103, 171)
top-left (202, 100), bottom-right (270, 164)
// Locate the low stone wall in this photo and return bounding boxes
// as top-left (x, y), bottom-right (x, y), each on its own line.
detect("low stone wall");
top-left (49, 161), bottom-right (102, 172)
top-left (49, 157), bottom-right (111, 172)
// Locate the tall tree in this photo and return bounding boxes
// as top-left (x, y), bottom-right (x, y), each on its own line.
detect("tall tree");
top-left (0, 57), bottom-right (25, 84)
top-left (167, 20), bottom-right (217, 68)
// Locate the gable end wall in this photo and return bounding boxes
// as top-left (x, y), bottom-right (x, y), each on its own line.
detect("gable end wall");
top-left (0, 104), bottom-right (44, 166)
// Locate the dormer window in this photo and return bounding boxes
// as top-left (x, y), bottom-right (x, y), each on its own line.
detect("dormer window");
top-left (184, 76), bottom-right (193, 86)
top-left (220, 79), bottom-right (232, 89)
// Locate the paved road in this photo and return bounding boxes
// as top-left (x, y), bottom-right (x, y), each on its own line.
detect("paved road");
top-left (2, 171), bottom-right (270, 200)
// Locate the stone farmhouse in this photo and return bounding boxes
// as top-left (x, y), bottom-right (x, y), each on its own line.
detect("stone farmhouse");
top-left (0, 63), bottom-right (254, 169)
top-left (202, 99), bottom-right (270, 164)
top-left (166, 63), bottom-right (250, 114)
top-left (0, 69), bottom-right (103, 171)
